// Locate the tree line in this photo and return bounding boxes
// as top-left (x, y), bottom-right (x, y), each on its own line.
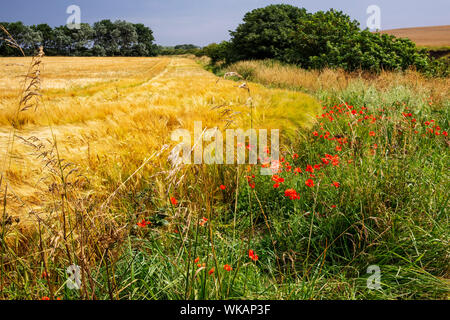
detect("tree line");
top-left (0, 20), bottom-right (157, 56)
top-left (1, 6), bottom-right (447, 76)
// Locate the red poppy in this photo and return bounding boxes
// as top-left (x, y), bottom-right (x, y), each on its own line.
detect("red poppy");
top-left (220, 185), bottom-right (226, 190)
top-left (41, 296), bottom-right (50, 300)
top-left (248, 250), bottom-right (259, 261)
top-left (332, 182), bottom-right (340, 188)
top-left (223, 264), bottom-right (232, 272)
top-left (369, 131), bottom-right (376, 137)
top-left (199, 217), bottom-right (208, 226)
top-left (273, 183), bottom-right (280, 189)
top-left (272, 175), bottom-right (284, 183)
top-left (305, 179), bottom-right (314, 188)
top-left (170, 197), bottom-right (178, 205)
top-left (194, 257), bottom-right (200, 263)
top-left (284, 189), bottom-right (300, 200)
top-left (208, 268), bottom-right (215, 275)
top-left (137, 219), bottom-right (151, 228)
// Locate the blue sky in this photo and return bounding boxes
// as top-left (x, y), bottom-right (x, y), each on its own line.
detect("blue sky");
top-left (1, 0), bottom-right (449, 46)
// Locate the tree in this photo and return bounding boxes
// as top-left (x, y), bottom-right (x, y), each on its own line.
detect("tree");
top-left (93, 19), bottom-right (119, 56)
top-left (201, 42), bottom-right (232, 64)
top-left (0, 21), bottom-right (41, 55)
top-left (286, 9), bottom-right (432, 72)
top-left (133, 23), bottom-right (156, 56)
top-left (31, 24), bottom-right (55, 54)
top-left (53, 26), bottom-right (72, 55)
top-left (229, 4), bottom-right (308, 62)
top-left (113, 20), bottom-right (138, 56)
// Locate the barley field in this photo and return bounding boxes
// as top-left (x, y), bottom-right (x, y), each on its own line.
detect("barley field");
top-left (0, 54), bottom-right (448, 300)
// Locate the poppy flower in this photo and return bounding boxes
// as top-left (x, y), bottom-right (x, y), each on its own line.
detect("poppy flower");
top-left (220, 185), bottom-right (226, 190)
top-left (170, 197), bottom-right (178, 205)
top-left (335, 146), bottom-right (342, 152)
top-left (332, 182), bottom-right (340, 188)
top-left (284, 189), bottom-right (300, 200)
top-left (273, 183), bottom-right (280, 189)
top-left (305, 179), bottom-right (314, 188)
top-left (41, 296), bottom-right (50, 300)
top-left (223, 264), bottom-right (232, 272)
top-left (208, 268), bottom-right (215, 275)
top-left (369, 131), bottom-right (376, 137)
top-left (199, 217), bottom-right (208, 226)
top-left (194, 257), bottom-right (200, 263)
top-left (248, 250), bottom-right (259, 262)
top-left (272, 175), bottom-right (285, 184)
top-left (137, 219), bottom-right (151, 228)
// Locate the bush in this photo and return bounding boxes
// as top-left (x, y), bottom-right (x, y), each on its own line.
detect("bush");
top-left (229, 4), bottom-right (308, 62)
top-left (202, 5), bottom-right (442, 76)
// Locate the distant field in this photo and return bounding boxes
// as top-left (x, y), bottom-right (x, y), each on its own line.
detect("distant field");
top-left (379, 25), bottom-right (450, 47)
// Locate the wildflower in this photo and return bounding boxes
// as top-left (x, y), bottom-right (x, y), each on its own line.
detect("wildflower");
top-left (224, 264), bottom-right (232, 272)
top-left (294, 167), bottom-right (302, 174)
top-left (41, 271), bottom-right (49, 279)
top-left (284, 189), bottom-right (300, 200)
top-left (369, 131), bottom-right (376, 137)
top-left (219, 185), bottom-right (226, 190)
top-left (208, 268), bottom-right (215, 275)
top-left (443, 131), bottom-right (448, 137)
top-left (305, 179), bottom-right (314, 188)
top-left (194, 257), bottom-right (200, 263)
top-left (41, 296), bottom-right (50, 300)
top-left (170, 197), bottom-right (178, 205)
top-left (273, 183), bottom-right (280, 189)
top-left (306, 165), bottom-right (314, 173)
top-left (137, 219), bottom-right (151, 228)
top-left (335, 146), bottom-right (342, 152)
top-left (199, 217), bottom-right (208, 227)
top-left (248, 250), bottom-right (259, 262)
top-left (332, 182), bottom-right (340, 188)
top-left (272, 175), bottom-right (285, 184)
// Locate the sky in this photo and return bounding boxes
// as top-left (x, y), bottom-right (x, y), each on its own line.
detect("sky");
top-left (0, 0), bottom-right (449, 46)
